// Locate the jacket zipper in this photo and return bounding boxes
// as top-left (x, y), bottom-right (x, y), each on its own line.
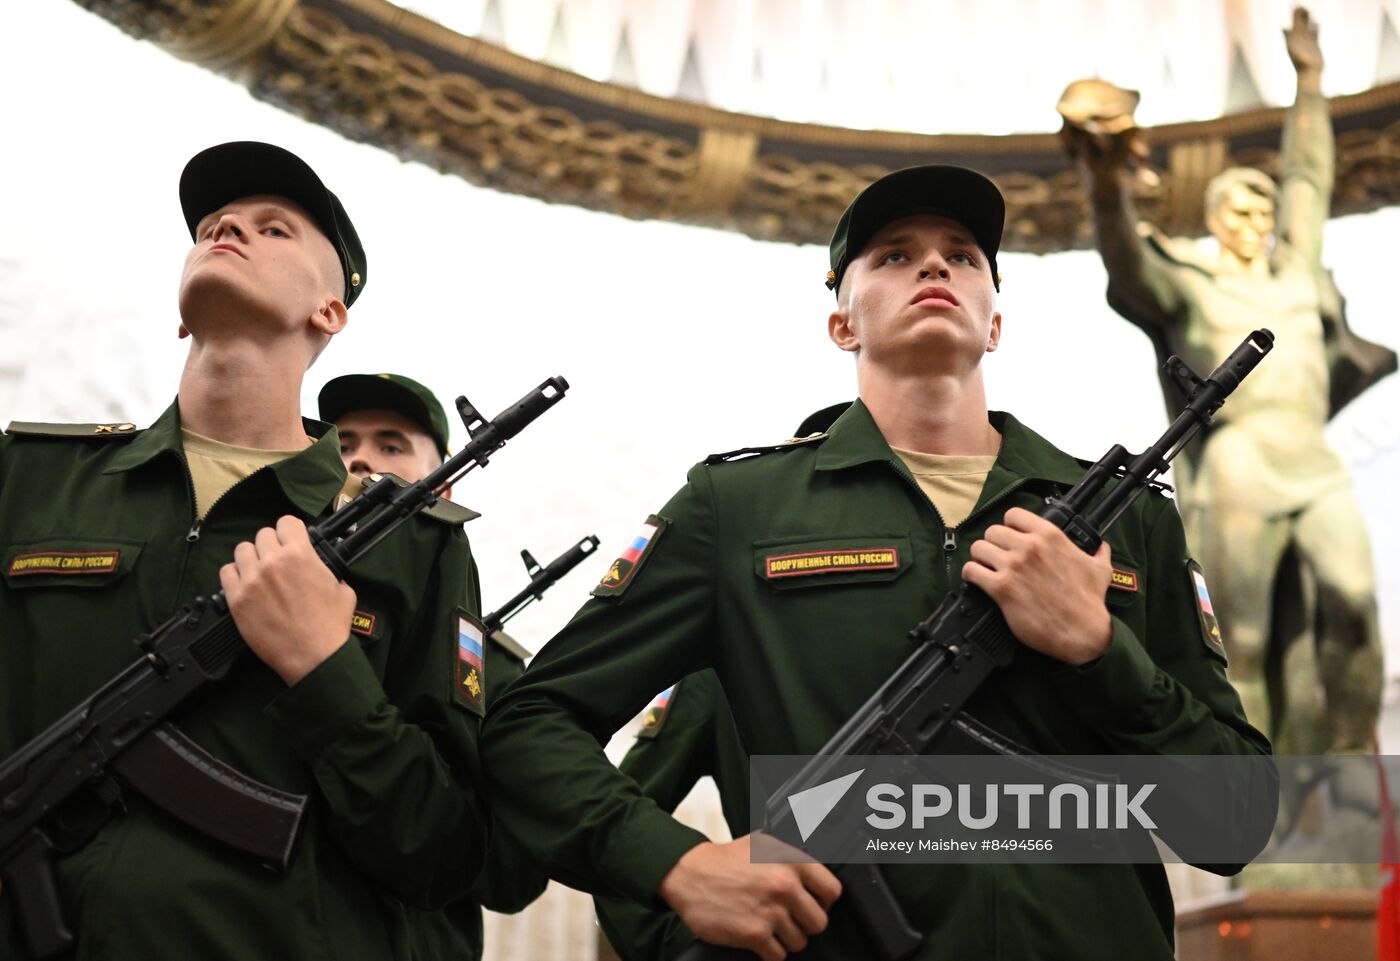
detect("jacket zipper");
top-left (886, 459), bottom-right (959, 580)
top-left (172, 455), bottom-right (201, 602)
top-left (887, 458), bottom-right (1030, 581)
top-left (942, 529), bottom-right (958, 578)
top-left (174, 453), bottom-right (279, 611)
top-left (185, 465), bottom-right (271, 542)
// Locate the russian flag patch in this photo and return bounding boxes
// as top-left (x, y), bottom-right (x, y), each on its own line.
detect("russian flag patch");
top-left (637, 683), bottom-right (678, 739)
top-left (1187, 560), bottom-right (1227, 663)
top-left (592, 514), bottom-right (670, 599)
top-left (453, 610), bottom-right (487, 715)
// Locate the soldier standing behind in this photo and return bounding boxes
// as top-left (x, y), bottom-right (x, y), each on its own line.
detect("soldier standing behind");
top-left (593, 404), bottom-right (848, 961)
top-left (594, 672), bottom-right (747, 961)
top-left (320, 372), bottom-right (548, 961)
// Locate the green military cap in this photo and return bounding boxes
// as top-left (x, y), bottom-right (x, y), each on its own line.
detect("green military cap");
top-left (318, 373), bottom-right (451, 457)
top-left (180, 141), bottom-right (368, 307)
top-left (826, 164), bottom-right (1004, 296)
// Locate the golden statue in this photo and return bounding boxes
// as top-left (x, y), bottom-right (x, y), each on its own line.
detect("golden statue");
top-left (1060, 7), bottom-right (1395, 759)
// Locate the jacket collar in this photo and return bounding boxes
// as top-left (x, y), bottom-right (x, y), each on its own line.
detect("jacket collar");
top-left (813, 398), bottom-right (1086, 488)
top-left (102, 399), bottom-right (348, 518)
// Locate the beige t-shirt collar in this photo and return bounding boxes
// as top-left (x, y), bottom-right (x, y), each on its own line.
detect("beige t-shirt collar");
top-left (890, 446), bottom-right (998, 529)
top-left (181, 428), bottom-right (312, 519)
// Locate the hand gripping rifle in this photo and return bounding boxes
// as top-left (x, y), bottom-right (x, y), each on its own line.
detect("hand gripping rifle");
top-left (677, 331), bottom-right (1274, 961)
top-left (0, 377), bottom-right (569, 959)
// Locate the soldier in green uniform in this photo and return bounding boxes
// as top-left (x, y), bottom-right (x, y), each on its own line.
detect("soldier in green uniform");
top-left (483, 163), bottom-right (1270, 961)
top-left (593, 405), bottom-right (847, 961)
top-left (0, 142), bottom-right (488, 960)
top-left (319, 372), bottom-right (548, 960)
top-left (594, 672), bottom-right (747, 961)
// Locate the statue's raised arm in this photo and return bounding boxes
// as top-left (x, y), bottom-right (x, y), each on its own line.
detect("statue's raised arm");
top-left (1058, 81), bottom-right (1183, 334)
top-left (1278, 5), bottom-right (1331, 265)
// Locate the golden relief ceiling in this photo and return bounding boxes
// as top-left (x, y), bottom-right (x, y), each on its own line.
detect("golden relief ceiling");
top-left (75, 0), bottom-right (1400, 252)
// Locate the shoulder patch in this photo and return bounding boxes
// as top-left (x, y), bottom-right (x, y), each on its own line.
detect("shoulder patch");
top-left (1186, 559), bottom-right (1227, 664)
top-left (350, 608), bottom-right (379, 638)
top-left (1109, 567), bottom-right (1140, 592)
top-left (452, 609), bottom-right (487, 716)
top-left (637, 680), bottom-right (681, 740)
top-left (5, 421), bottom-right (142, 439)
top-left (592, 515), bottom-right (670, 600)
top-left (487, 627), bottom-right (532, 663)
top-left (704, 433), bottom-right (827, 465)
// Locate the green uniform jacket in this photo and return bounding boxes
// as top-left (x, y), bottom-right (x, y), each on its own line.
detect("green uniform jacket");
top-left (594, 671), bottom-right (748, 961)
top-left (408, 631), bottom-right (548, 960)
top-left (0, 402), bottom-right (488, 961)
top-left (483, 400), bottom-right (1271, 960)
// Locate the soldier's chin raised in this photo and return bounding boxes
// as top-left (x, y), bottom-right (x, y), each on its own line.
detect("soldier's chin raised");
top-left (177, 270), bottom-right (289, 333)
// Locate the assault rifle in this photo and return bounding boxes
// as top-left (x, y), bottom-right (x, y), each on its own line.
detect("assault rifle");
top-left (0, 377), bottom-right (569, 959)
top-left (482, 534), bottom-right (602, 636)
top-left (678, 331), bottom-right (1274, 961)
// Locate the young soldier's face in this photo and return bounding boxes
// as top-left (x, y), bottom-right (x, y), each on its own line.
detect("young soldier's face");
top-left (1207, 183), bottom-right (1275, 264)
top-left (335, 409), bottom-right (441, 484)
top-left (179, 194), bottom-right (343, 337)
top-left (832, 213), bottom-right (1000, 373)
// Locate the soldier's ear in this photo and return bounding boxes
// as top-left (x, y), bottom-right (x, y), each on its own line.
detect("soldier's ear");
top-left (310, 298), bottom-right (348, 338)
top-left (178, 323), bottom-right (190, 340)
top-left (986, 312), bottom-right (1002, 353)
top-left (829, 308), bottom-right (860, 353)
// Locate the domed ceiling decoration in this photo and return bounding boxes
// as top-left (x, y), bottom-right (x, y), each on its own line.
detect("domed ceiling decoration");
top-left (74, 0), bottom-right (1400, 251)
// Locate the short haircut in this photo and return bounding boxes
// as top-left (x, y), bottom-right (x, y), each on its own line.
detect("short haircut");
top-left (1204, 167), bottom-right (1278, 216)
top-left (318, 232), bottom-right (346, 302)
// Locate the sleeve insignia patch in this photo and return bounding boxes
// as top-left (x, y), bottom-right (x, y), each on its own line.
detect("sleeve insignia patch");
top-left (637, 682), bottom-right (679, 740)
top-left (350, 609), bottom-right (377, 637)
top-left (8, 550), bottom-right (120, 576)
top-left (764, 546), bottom-right (898, 580)
top-left (452, 609), bottom-right (487, 716)
top-left (1109, 568), bottom-right (1140, 592)
top-left (1187, 560), bottom-right (1227, 663)
top-left (591, 514), bottom-right (670, 600)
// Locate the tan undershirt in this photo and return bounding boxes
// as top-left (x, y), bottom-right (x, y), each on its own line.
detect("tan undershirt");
top-left (181, 428), bottom-right (311, 519)
top-left (891, 448), bottom-right (998, 528)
